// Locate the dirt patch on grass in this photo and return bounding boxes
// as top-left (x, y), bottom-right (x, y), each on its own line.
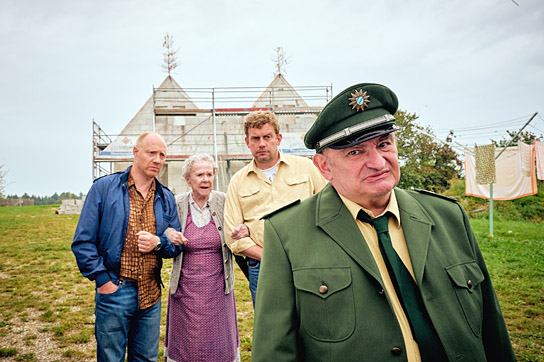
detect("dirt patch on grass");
top-left (0, 311), bottom-right (94, 362)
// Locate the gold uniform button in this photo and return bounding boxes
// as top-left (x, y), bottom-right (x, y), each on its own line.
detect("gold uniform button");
top-left (319, 285), bottom-right (328, 294)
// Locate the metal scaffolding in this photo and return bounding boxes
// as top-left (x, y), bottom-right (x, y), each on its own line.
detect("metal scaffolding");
top-left (92, 81), bottom-right (332, 192)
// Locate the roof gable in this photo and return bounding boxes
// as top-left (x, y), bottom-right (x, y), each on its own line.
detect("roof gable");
top-left (252, 74), bottom-right (309, 109)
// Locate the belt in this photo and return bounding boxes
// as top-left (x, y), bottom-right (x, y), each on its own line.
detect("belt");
top-left (119, 276), bottom-right (138, 283)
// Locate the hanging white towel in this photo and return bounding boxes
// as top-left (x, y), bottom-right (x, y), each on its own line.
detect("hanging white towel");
top-left (518, 141), bottom-right (534, 177)
top-left (465, 146), bottom-right (537, 200)
top-left (536, 140), bottom-right (544, 181)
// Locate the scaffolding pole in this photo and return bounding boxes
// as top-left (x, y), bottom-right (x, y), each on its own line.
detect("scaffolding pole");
top-left (212, 88), bottom-right (219, 189)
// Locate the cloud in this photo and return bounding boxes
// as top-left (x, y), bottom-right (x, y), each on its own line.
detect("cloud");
top-left (0, 0), bottom-right (542, 195)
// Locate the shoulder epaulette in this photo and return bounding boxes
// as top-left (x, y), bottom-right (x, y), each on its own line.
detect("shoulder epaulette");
top-left (92, 171), bottom-right (123, 183)
top-left (415, 189), bottom-right (458, 203)
top-left (261, 199), bottom-right (301, 220)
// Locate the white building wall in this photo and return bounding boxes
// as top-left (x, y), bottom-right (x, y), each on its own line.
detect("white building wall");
top-left (98, 75), bottom-right (322, 196)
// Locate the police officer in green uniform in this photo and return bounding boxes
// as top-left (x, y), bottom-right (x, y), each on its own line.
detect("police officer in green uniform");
top-left (252, 83), bottom-right (516, 362)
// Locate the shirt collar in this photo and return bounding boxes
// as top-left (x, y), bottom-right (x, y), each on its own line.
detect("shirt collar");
top-left (128, 173), bottom-right (135, 187)
top-left (339, 189), bottom-right (401, 227)
top-left (189, 192), bottom-right (211, 209)
top-left (128, 174), bottom-right (156, 193)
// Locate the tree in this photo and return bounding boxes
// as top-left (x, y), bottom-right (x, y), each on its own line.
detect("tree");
top-left (495, 129), bottom-right (542, 147)
top-left (162, 33), bottom-right (179, 76)
top-left (395, 110), bottom-right (462, 193)
top-left (0, 164), bottom-right (6, 200)
top-left (272, 46), bottom-right (290, 76)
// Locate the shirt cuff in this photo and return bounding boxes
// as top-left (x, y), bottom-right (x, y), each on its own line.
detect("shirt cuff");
top-left (95, 271), bottom-right (111, 288)
top-left (227, 236), bottom-right (257, 255)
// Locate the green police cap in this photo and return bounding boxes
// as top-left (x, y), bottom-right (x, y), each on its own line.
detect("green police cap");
top-left (304, 83), bottom-right (399, 152)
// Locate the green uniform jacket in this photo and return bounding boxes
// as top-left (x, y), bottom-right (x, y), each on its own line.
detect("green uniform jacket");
top-left (252, 184), bottom-right (516, 362)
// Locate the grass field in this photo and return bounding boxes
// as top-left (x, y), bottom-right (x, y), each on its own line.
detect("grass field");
top-left (0, 205), bottom-right (542, 361)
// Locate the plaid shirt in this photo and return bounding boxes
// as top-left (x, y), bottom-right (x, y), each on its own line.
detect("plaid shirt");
top-left (119, 175), bottom-right (161, 309)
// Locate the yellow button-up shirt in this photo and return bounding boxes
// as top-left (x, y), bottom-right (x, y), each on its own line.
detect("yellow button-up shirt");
top-left (224, 153), bottom-right (327, 254)
top-left (340, 191), bottom-right (422, 362)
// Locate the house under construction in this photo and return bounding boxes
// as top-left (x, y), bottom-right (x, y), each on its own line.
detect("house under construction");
top-left (93, 74), bottom-right (332, 195)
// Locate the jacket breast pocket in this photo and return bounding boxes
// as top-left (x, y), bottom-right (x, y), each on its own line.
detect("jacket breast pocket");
top-left (445, 261), bottom-right (485, 337)
top-left (293, 267), bottom-right (355, 342)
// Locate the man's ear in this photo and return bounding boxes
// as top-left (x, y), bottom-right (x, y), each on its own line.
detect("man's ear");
top-left (276, 133), bottom-right (282, 146)
top-left (133, 146), bottom-right (138, 157)
top-left (313, 153), bottom-right (333, 182)
top-left (244, 137), bottom-right (249, 147)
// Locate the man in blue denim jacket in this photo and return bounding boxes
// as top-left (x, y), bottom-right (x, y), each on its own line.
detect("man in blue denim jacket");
top-left (72, 132), bottom-right (182, 362)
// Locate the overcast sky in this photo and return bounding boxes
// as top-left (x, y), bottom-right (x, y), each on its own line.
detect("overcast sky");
top-left (1, 0), bottom-right (542, 196)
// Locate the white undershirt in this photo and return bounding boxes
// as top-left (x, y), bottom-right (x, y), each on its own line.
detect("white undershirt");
top-left (260, 161), bottom-right (279, 182)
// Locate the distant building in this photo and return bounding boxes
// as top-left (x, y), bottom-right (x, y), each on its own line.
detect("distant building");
top-left (56, 198), bottom-right (86, 215)
top-left (1, 198), bottom-right (34, 207)
top-left (93, 74), bottom-right (331, 194)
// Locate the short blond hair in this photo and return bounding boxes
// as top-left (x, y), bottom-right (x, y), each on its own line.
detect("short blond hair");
top-left (243, 111), bottom-right (280, 137)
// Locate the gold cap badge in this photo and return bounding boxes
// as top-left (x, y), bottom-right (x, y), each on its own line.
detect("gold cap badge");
top-left (348, 89), bottom-right (370, 112)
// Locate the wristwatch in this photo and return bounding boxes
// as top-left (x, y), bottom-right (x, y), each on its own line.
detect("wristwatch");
top-left (154, 237), bottom-right (161, 251)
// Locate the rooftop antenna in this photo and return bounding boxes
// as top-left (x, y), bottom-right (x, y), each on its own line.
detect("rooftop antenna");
top-left (272, 46), bottom-right (290, 76)
top-left (162, 33), bottom-right (179, 76)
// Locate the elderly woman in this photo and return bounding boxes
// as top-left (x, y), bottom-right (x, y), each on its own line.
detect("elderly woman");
top-left (164, 154), bottom-right (240, 362)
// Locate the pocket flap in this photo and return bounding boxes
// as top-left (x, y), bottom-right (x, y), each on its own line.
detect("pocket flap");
top-left (293, 267), bottom-right (351, 299)
top-left (285, 175), bottom-right (309, 186)
top-left (445, 261), bottom-right (485, 292)
top-left (238, 186), bottom-right (260, 198)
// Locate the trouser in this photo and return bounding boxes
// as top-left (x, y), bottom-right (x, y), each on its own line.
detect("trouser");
top-left (94, 279), bottom-right (161, 362)
top-left (248, 257), bottom-right (260, 308)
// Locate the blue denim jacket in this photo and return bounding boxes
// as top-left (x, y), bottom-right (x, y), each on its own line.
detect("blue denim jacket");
top-left (72, 166), bottom-right (182, 288)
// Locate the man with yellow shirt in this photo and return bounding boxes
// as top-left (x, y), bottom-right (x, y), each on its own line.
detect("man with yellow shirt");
top-left (224, 110), bottom-right (327, 307)
top-left (252, 84), bottom-right (515, 361)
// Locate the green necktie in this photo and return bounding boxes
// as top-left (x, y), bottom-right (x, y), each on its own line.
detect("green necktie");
top-left (358, 211), bottom-right (447, 361)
